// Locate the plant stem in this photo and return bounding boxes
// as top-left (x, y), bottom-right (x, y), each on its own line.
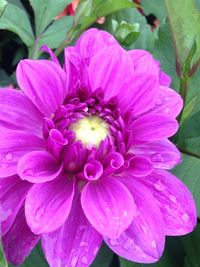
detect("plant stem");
top-left (29, 37), bottom-right (39, 59)
top-left (177, 76), bottom-right (188, 123)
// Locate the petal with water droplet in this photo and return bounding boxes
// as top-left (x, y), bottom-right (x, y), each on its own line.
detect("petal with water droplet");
top-left (17, 150), bottom-right (62, 183)
top-left (2, 206), bottom-right (39, 266)
top-left (105, 179), bottom-right (165, 263)
top-left (81, 177), bottom-right (135, 239)
top-left (0, 175), bottom-right (31, 236)
top-left (25, 176), bottom-right (74, 234)
top-left (142, 170), bottom-right (197, 235)
top-left (42, 191), bottom-right (102, 267)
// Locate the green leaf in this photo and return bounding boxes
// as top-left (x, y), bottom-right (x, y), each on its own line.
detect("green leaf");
top-left (54, 0), bottom-right (137, 56)
top-left (29, 0), bottom-right (72, 35)
top-left (0, 3), bottom-right (34, 47)
top-left (91, 243), bottom-right (114, 267)
top-left (152, 21), bottom-right (179, 90)
top-left (0, 242), bottom-right (7, 267)
top-left (0, 0), bottom-right (7, 16)
top-left (115, 22), bottom-right (140, 46)
top-left (38, 16), bottom-right (73, 49)
top-left (172, 153), bottom-right (200, 215)
top-left (142, 0), bottom-right (166, 20)
top-left (164, 0), bottom-right (200, 75)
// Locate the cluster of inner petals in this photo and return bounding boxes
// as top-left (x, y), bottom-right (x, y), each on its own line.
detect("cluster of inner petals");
top-left (42, 89), bottom-right (130, 181)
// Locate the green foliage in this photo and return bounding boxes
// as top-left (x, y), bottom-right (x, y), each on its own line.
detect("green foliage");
top-left (29, 0), bottom-right (71, 35)
top-left (0, 242), bottom-right (7, 267)
top-left (0, 0), bottom-right (7, 16)
top-left (0, 2), bottom-right (34, 47)
top-left (164, 0), bottom-right (200, 76)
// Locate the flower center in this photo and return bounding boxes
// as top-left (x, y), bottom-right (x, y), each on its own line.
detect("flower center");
top-left (71, 116), bottom-right (108, 147)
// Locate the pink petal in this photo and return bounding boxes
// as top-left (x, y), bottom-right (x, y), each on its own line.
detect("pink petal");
top-left (89, 45), bottom-right (134, 100)
top-left (132, 139), bottom-right (181, 169)
top-left (2, 207), bottom-right (39, 265)
top-left (0, 175), bottom-right (31, 236)
top-left (75, 28), bottom-right (118, 66)
top-left (142, 170), bottom-right (197, 235)
top-left (16, 59), bottom-right (67, 116)
top-left (42, 191), bottom-right (102, 267)
top-left (105, 179), bottom-right (165, 263)
top-left (0, 130), bottom-right (45, 177)
top-left (0, 89), bottom-right (43, 136)
top-left (131, 114), bottom-right (179, 142)
top-left (41, 45), bottom-right (60, 66)
top-left (149, 86), bottom-right (183, 118)
top-left (25, 177), bottom-right (74, 234)
top-left (84, 160), bottom-right (103, 180)
top-left (119, 73), bottom-right (159, 117)
top-left (129, 50), bottom-right (159, 77)
top-left (159, 71), bottom-right (171, 86)
top-left (128, 156), bottom-right (153, 176)
top-left (81, 177), bottom-right (135, 239)
top-left (17, 151), bottom-right (62, 183)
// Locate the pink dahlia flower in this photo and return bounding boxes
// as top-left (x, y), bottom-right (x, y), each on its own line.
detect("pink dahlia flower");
top-left (0, 28), bottom-right (197, 266)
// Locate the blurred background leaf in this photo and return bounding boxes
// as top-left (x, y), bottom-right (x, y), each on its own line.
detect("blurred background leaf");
top-left (0, 242), bottom-right (7, 267)
top-left (0, 0), bottom-right (7, 16)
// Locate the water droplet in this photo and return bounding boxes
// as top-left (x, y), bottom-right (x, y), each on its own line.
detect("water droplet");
top-left (123, 239), bottom-right (134, 249)
top-left (4, 153), bottom-right (13, 161)
top-left (164, 107), bottom-right (170, 113)
top-left (154, 180), bottom-right (165, 191)
top-left (24, 169), bottom-right (34, 176)
top-left (0, 163), bottom-right (8, 169)
top-left (151, 240), bottom-right (157, 249)
top-left (169, 194), bottom-right (177, 203)
top-left (80, 242), bottom-right (88, 248)
top-left (35, 206), bottom-right (45, 221)
top-left (109, 239), bottom-right (118, 246)
top-left (71, 256), bottom-right (78, 267)
top-left (182, 213), bottom-right (190, 222)
top-left (123, 211), bottom-right (128, 216)
top-left (141, 225), bottom-right (148, 235)
top-left (156, 98), bottom-right (163, 105)
top-left (81, 256), bottom-right (88, 264)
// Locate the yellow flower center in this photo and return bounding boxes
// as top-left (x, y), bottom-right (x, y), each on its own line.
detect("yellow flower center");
top-left (71, 116), bottom-right (108, 147)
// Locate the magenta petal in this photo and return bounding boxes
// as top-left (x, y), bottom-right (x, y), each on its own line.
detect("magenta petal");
top-left (89, 45), bottom-right (134, 100)
top-left (128, 156), bottom-right (153, 176)
top-left (105, 180), bottom-right (165, 263)
top-left (25, 177), bottom-right (74, 234)
top-left (129, 50), bottom-right (159, 77)
top-left (119, 73), bottom-right (159, 117)
top-left (149, 86), bottom-right (183, 118)
top-left (0, 130), bottom-right (45, 177)
top-left (41, 45), bottom-right (60, 66)
top-left (16, 59), bottom-right (67, 116)
top-left (132, 139), bottom-right (181, 169)
top-left (17, 151), bottom-right (62, 183)
top-left (81, 178), bottom-right (135, 239)
top-left (159, 71), bottom-right (171, 86)
top-left (42, 191), bottom-right (102, 267)
top-left (0, 175), bottom-right (31, 236)
top-left (131, 114), bottom-right (179, 142)
top-left (142, 170), bottom-right (197, 235)
top-left (84, 160), bottom-right (103, 180)
top-left (0, 89), bottom-right (43, 136)
top-left (2, 207), bottom-right (39, 265)
top-left (75, 28), bottom-right (118, 66)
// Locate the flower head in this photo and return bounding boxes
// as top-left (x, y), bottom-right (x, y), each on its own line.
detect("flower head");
top-left (0, 28), bottom-right (197, 266)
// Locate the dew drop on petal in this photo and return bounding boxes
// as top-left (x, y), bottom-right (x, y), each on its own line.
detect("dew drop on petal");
top-left (81, 256), bottom-right (88, 264)
top-left (151, 240), bottom-right (157, 249)
top-left (169, 194), bottom-right (177, 203)
top-left (71, 256), bottom-right (78, 267)
top-left (154, 180), bottom-right (165, 191)
top-left (0, 163), bottom-right (8, 169)
top-left (109, 239), bottom-right (118, 247)
top-left (181, 213), bottom-right (190, 222)
top-left (35, 206), bottom-right (45, 221)
top-left (4, 153), bottom-right (13, 161)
